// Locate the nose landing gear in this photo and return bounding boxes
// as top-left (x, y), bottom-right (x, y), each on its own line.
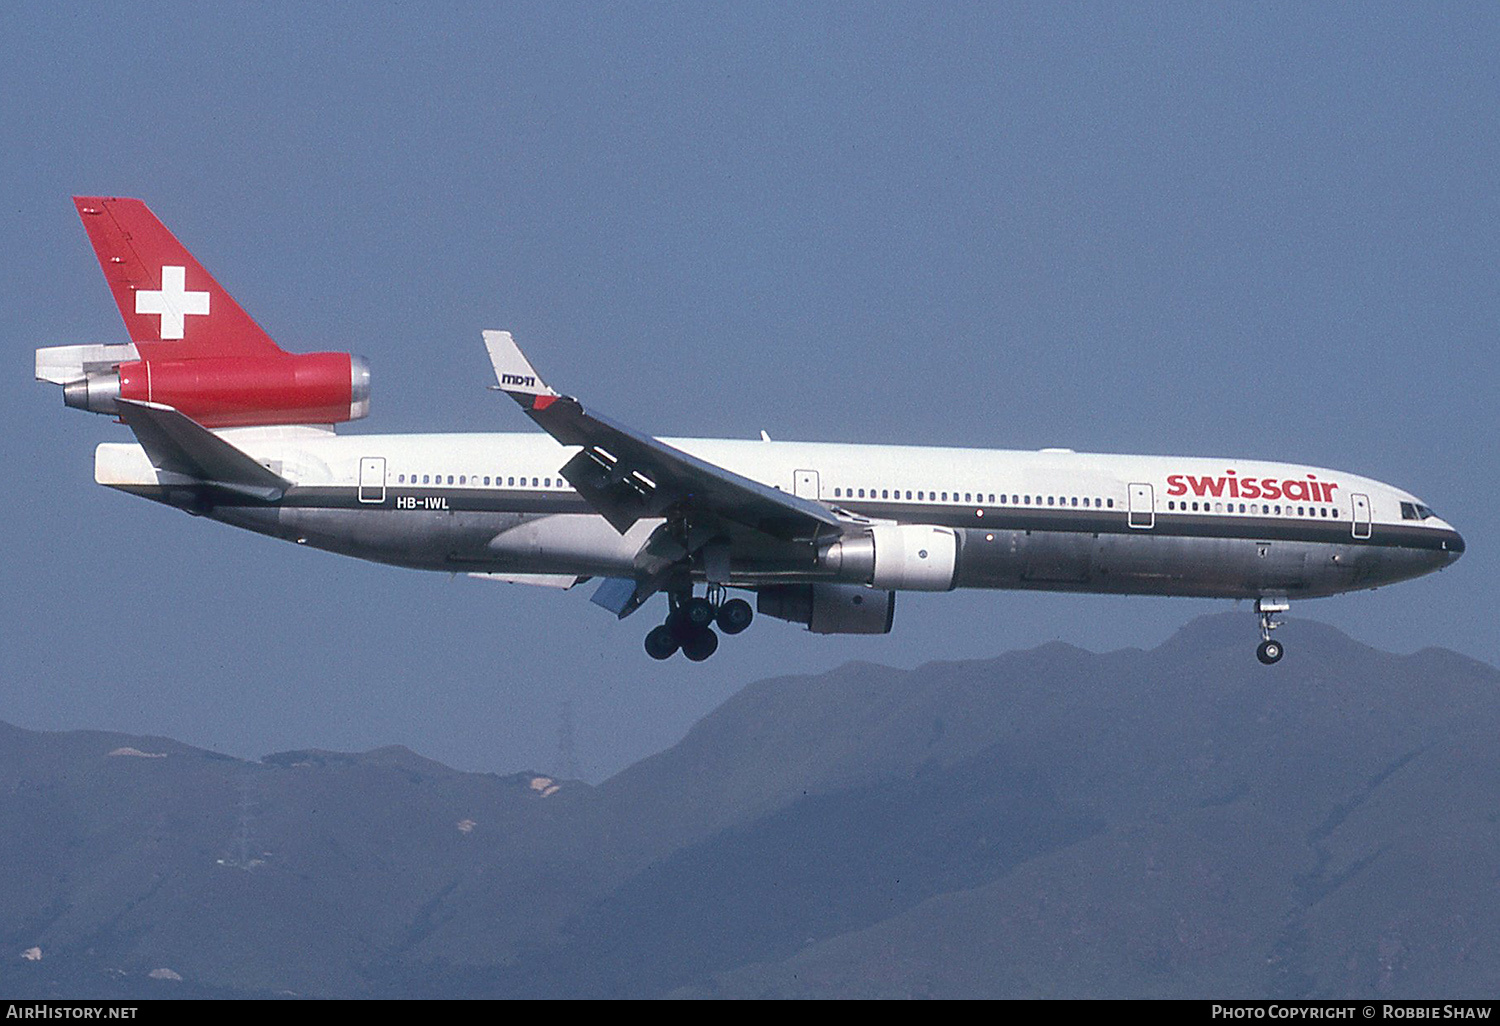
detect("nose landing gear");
top-left (644, 588), bottom-right (754, 661)
top-left (1255, 596), bottom-right (1288, 664)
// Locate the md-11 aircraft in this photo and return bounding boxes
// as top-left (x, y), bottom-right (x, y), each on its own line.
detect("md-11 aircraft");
top-left (37, 197), bottom-right (1464, 663)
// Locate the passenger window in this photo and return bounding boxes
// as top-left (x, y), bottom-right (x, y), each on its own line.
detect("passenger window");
top-left (1107, 499), bottom-right (1114, 508)
top-left (988, 494), bottom-right (995, 504)
top-left (906, 490), bottom-right (913, 500)
top-left (941, 492), bottom-right (948, 501)
top-left (964, 493), bottom-right (972, 503)
top-left (459, 475), bottom-right (466, 485)
top-left (484, 476), bottom-right (490, 485)
top-left (1024, 495), bottom-right (1031, 504)
top-left (545, 478), bottom-right (552, 487)
top-left (882, 490), bottom-right (889, 499)
top-left (422, 474), bottom-right (430, 484)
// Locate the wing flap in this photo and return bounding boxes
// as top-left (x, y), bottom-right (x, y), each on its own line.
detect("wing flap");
top-left (467, 572), bottom-right (589, 589)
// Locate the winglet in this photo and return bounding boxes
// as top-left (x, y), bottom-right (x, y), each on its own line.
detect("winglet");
top-left (483, 330), bottom-right (558, 407)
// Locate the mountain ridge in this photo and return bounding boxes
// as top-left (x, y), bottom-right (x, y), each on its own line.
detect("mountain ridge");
top-left (3, 612), bottom-right (1496, 998)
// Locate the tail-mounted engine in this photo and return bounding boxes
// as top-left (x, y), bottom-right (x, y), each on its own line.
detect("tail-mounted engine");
top-left (40, 197), bottom-right (374, 429)
top-left (38, 346), bottom-right (371, 428)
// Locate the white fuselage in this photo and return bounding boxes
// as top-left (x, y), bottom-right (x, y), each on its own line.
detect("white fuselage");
top-left (95, 430), bottom-right (1463, 602)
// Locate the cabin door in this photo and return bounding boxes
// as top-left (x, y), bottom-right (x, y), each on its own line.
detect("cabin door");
top-left (1351, 492), bottom-right (1372, 540)
top-left (358, 457), bottom-right (387, 504)
top-left (793, 469), bottom-right (820, 500)
top-left (1128, 482), bottom-right (1155, 529)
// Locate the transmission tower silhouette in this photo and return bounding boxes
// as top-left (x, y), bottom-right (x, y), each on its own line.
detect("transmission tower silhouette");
top-left (554, 700), bottom-right (581, 781)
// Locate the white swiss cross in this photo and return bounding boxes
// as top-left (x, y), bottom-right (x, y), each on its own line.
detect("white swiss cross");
top-left (135, 265), bottom-right (210, 340)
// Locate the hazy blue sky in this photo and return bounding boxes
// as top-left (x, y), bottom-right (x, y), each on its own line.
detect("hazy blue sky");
top-left (2, 3), bottom-right (1495, 779)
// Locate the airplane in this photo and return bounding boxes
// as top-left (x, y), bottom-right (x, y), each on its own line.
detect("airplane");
top-left (37, 197), bottom-right (1464, 664)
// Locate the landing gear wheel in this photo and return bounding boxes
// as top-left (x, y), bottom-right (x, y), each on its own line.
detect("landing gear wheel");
top-left (1255, 596), bottom-right (1289, 667)
top-left (681, 627), bottom-right (719, 662)
top-left (645, 624), bottom-right (680, 660)
top-left (683, 597), bottom-right (716, 630)
top-left (667, 610), bottom-right (693, 641)
top-left (716, 598), bottom-right (754, 635)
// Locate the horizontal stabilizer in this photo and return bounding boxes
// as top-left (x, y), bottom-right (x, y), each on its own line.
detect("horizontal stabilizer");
top-left (115, 399), bottom-right (290, 501)
top-left (35, 343), bottom-right (141, 385)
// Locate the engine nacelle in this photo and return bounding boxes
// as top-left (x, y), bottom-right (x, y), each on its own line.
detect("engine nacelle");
top-left (757, 583), bottom-right (895, 635)
top-left (818, 523), bottom-right (958, 591)
top-left (61, 353), bottom-right (370, 428)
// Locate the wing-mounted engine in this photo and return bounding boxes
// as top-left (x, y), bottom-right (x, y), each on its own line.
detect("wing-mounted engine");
top-left (818, 523), bottom-right (958, 591)
top-left (39, 346), bottom-right (371, 428)
top-left (757, 583), bottom-right (895, 634)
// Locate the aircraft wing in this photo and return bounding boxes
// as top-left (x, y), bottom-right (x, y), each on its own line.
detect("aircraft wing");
top-left (483, 331), bottom-right (841, 540)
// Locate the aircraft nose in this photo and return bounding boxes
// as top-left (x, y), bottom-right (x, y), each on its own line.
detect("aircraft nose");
top-left (1445, 530), bottom-right (1465, 562)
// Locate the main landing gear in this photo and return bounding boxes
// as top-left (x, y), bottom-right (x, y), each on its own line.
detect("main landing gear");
top-left (644, 588), bottom-right (754, 661)
top-left (1255, 596), bottom-right (1288, 665)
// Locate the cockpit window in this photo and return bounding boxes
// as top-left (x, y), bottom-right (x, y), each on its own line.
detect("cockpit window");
top-left (1401, 501), bottom-right (1437, 521)
top-left (1416, 504), bottom-right (1436, 520)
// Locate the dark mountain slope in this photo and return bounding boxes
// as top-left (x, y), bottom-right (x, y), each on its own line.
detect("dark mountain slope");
top-left (0, 726), bottom-right (605, 996)
top-left (3, 613), bottom-right (1497, 998)
top-left (663, 620), bottom-right (1500, 998)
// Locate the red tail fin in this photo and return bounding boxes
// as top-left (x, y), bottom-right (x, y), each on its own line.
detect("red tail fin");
top-left (73, 196), bottom-right (284, 359)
